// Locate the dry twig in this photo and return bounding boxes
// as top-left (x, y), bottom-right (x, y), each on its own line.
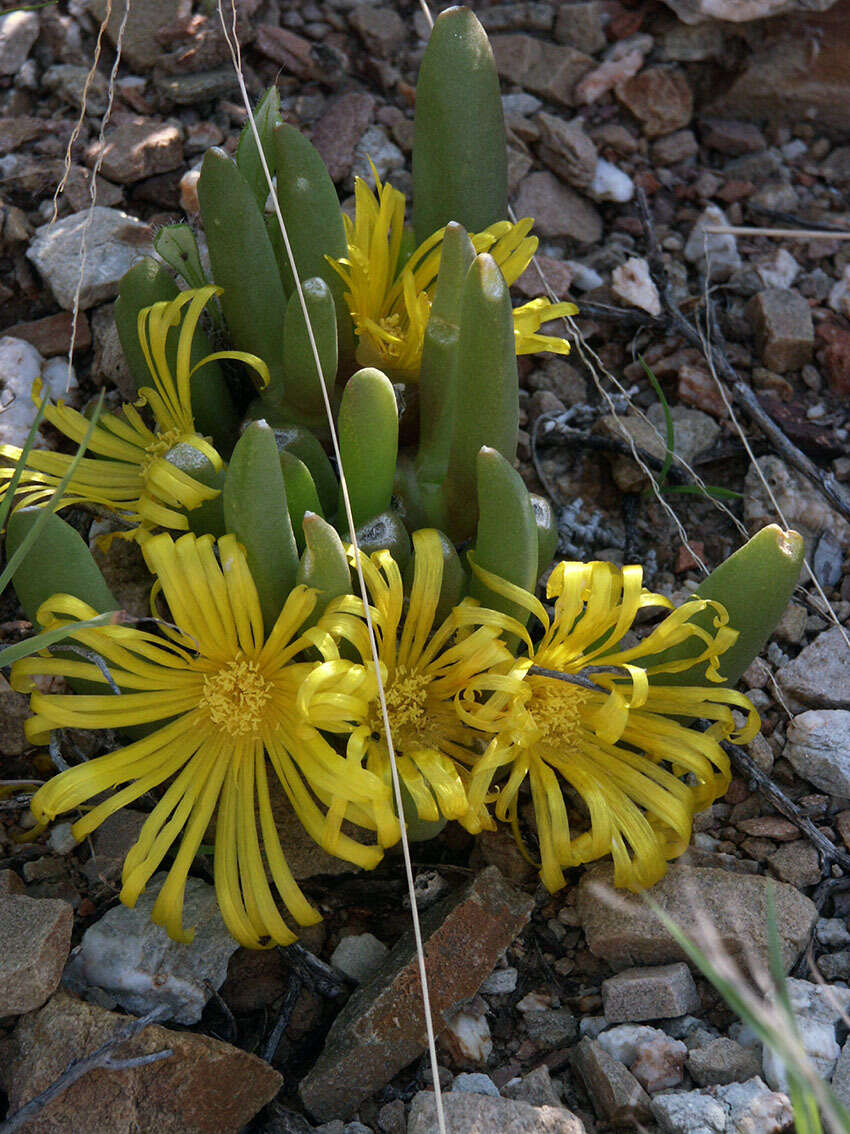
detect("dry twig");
top-left (0, 1006), bottom-right (172, 1134)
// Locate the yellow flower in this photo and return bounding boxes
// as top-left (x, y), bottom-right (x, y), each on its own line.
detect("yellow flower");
top-left (328, 172), bottom-right (578, 380)
top-left (299, 529), bottom-right (514, 837)
top-left (459, 559), bottom-right (760, 894)
top-left (0, 288), bottom-right (266, 541)
top-left (12, 531), bottom-right (393, 946)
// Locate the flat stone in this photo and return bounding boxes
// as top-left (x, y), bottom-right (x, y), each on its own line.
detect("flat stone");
top-left (747, 289), bottom-right (813, 373)
top-left (513, 255), bottom-right (573, 300)
top-left (409, 1090), bottom-right (586, 1133)
top-left (615, 67), bottom-right (693, 137)
top-left (4, 990), bottom-right (281, 1133)
top-left (0, 896), bottom-right (73, 1017)
top-left (2, 311), bottom-right (91, 357)
top-left (687, 1038), bottom-right (762, 1086)
top-left (492, 34), bottom-right (594, 107)
top-left (651, 1090), bottom-right (727, 1134)
top-left (578, 864), bottom-right (817, 973)
top-left (87, 119), bottom-right (184, 184)
top-left (602, 963), bottom-right (700, 1023)
top-left (785, 710), bottom-right (850, 794)
top-left (0, 10), bottom-right (38, 74)
top-left (348, 5), bottom-right (405, 57)
top-left (700, 118), bottom-right (767, 155)
top-left (87, 0), bottom-right (176, 70)
top-left (736, 816), bottom-right (799, 841)
top-left (536, 112), bottom-right (598, 191)
top-left (554, 2), bottom-right (607, 54)
top-left (777, 629), bottom-right (850, 710)
top-left (27, 207), bottom-right (154, 310)
top-left (515, 170), bottom-right (602, 243)
top-left (523, 1008), bottom-right (578, 1049)
top-left (0, 115), bottom-right (47, 155)
top-left (571, 1037), bottom-right (652, 1124)
top-left (767, 842), bottom-right (821, 888)
top-left (311, 92), bottom-right (375, 183)
top-left (64, 873), bottom-right (239, 1025)
top-left (300, 867), bottom-right (533, 1122)
top-left (42, 63), bottom-right (109, 113)
top-left (452, 1072), bottom-right (500, 1097)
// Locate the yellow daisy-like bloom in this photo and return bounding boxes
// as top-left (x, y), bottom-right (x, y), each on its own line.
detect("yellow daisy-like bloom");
top-left (459, 559), bottom-right (760, 894)
top-left (11, 531), bottom-right (395, 946)
top-left (300, 529), bottom-right (514, 838)
top-left (328, 172), bottom-right (579, 381)
top-left (0, 287), bottom-right (266, 541)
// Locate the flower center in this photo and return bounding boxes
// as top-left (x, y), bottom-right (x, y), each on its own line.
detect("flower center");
top-left (526, 674), bottom-right (589, 748)
top-left (369, 666), bottom-right (432, 749)
top-left (140, 428), bottom-right (182, 477)
top-left (201, 657), bottom-right (271, 737)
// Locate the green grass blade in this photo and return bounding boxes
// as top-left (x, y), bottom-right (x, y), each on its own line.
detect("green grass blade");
top-left (0, 612), bottom-right (120, 668)
top-left (639, 354), bottom-right (674, 488)
top-left (0, 391), bottom-right (105, 598)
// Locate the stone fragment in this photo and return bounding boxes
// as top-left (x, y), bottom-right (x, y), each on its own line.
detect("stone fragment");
top-left (0, 337), bottom-right (78, 449)
top-left (5, 990), bottom-right (281, 1133)
top-left (300, 868), bottom-right (533, 1121)
top-left (536, 112), bottom-right (598, 190)
top-left (755, 249), bottom-right (799, 291)
top-left (714, 1077), bottom-right (793, 1134)
top-left (80, 810), bottom-right (151, 885)
top-left (554, 2), bottom-right (608, 54)
top-left (0, 115), bottom-right (47, 156)
top-left (597, 404), bottom-right (719, 492)
top-left (701, 118), bottom-right (766, 155)
top-left (503, 1065), bottom-right (563, 1108)
top-left (572, 1037), bottom-right (652, 1125)
top-left (87, 0), bottom-right (176, 70)
top-left (777, 628), bottom-right (850, 711)
top-left (684, 204), bottom-right (741, 281)
top-left (0, 10), bottom-right (38, 74)
top-left (663, 0), bottom-right (837, 17)
top-left (745, 458), bottom-right (850, 553)
top-left (311, 92), bottom-right (375, 183)
top-left (747, 289), bottom-right (813, 373)
top-left (832, 1036), bottom-right (850, 1110)
top-left (350, 125), bottom-right (405, 187)
top-left (818, 321), bottom-right (850, 395)
top-left (87, 119), bottom-right (184, 184)
top-left (524, 1007), bottom-right (578, 1049)
top-left (575, 49), bottom-right (645, 104)
top-left (409, 1090), bottom-right (586, 1133)
top-left (588, 159), bottom-right (634, 202)
top-left (597, 1024), bottom-right (665, 1065)
top-left (349, 6), bottom-right (405, 57)
top-left (578, 864), bottom-right (817, 973)
top-left (768, 842), bottom-right (821, 887)
top-left (611, 258), bottom-right (660, 315)
top-left (481, 966), bottom-right (519, 994)
top-left (816, 917), bottom-right (850, 948)
top-left (652, 129), bottom-right (699, 164)
top-left (2, 311), bottom-right (91, 357)
top-left (27, 207), bottom-right (154, 310)
top-left (785, 710), bottom-right (850, 793)
top-left (650, 1090), bottom-right (727, 1134)
top-left (601, 963), bottom-right (700, 1023)
top-left (0, 896), bottom-right (73, 1017)
top-left (492, 34), bottom-right (594, 107)
top-left (687, 1037), bottom-right (763, 1086)
top-left (442, 999), bottom-right (493, 1065)
top-left (64, 874), bottom-right (239, 1025)
top-left (154, 69), bottom-right (238, 106)
top-left (761, 978), bottom-right (850, 1090)
top-left (515, 171), bottom-right (602, 243)
top-left (452, 1072), bottom-right (500, 1096)
top-left (330, 933), bottom-right (388, 984)
top-left (616, 67), bottom-right (693, 137)
top-left (513, 256), bottom-right (573, 300)
top-left (631, 1035), bottom-right (688, 1093)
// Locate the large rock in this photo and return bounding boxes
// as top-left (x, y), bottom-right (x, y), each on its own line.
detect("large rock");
top-left (577, 864), bottom-right (817, 972)
top-left (300, 867), bottom-right (534, 1121)
top-left (4, 991), bottom-right (282, 1133)
top-left (408, 1090), bottom-right (586, 1132)
top-left (64, 874), bottom-right (239, 1025)
top-left (784, 710), bottom-right (850, 795)
top-left (0, 896), bottom-right (73, 1018)
top-left (661, 0), bottom-right (838, 20)
top-left (27, 207), bottom-right (154, 310)
top-left (776, 628), bottom-right (850, 710)
top-left (492, 34), bottom-right (594, 107)
top-left (706, 1), bottom-right (850, 133)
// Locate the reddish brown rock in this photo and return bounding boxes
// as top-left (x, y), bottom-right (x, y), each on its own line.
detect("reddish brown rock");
top-left (513, 255), bottom-right (574, 301)
top-left (492, 34), bottom-right (594, 107)
top-left (0, 896), bottom-right (73, 1018)
top-left (2, 311), bottom-right (91, 357)
top-left (0, 115), bottom-right (47, 155)
top-left (311, 92), bottom-right (376, 183)
top-left (616, 67), bottom-right (693, 137)
top-left (817, 322), bottom-right (850, 395)
top-left (255, 25), bottom-right (322, 81)
top-left (4, 991), bottom-right (282, 1133)
top-left (747, 289), bottom-right (814, 373)
top-left (300, 867), bottom-right (534, 1121)
top-left (87, 119), bottom-right (184, 185)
